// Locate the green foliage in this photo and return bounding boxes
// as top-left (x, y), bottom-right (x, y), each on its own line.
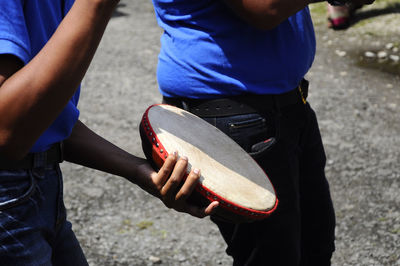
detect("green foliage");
top-left (136, 220), bottom-right (154, 230)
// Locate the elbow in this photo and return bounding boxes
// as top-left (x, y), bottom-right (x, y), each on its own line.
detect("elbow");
top-left (0, 145), bottom-right (30, 162)
top-left (250, 18), bottom-right (283, 31)
top-left (249, 8), bottom-right (286, 30)
top-left (224, 0), bottom-right (298, 30)
top-left (0, 134), bottom-right (30, 162)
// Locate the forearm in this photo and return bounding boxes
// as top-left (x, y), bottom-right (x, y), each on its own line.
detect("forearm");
top-left (63, 120), bottom-right (219, 217)
top-left (63, 120), bottom-right (158, 196)
top-left (0, 0), bottom-right (119, 159)
top-left (222, 0), bottom-right (313, 30)
top-left (223, 0), bottom-right (374, 30)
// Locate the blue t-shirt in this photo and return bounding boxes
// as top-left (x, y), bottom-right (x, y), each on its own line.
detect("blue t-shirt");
top-left (0, 0), bottom-right (80, 152)
top-left (152, 0), bottom-right (316, 99)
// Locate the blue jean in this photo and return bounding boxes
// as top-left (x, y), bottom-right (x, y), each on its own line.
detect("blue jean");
top-left (202, 101), bottom-right (336, 266)
top-left (0, 154), bottom-right (88, 265)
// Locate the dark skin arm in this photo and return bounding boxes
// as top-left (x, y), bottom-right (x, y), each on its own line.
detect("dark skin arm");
top-left (0, 0), bottom-right (119, 160)
top-left (222, 0), bottom-right (375, 30)
top-left (0, 0), bottom-right (218, 217)
top-left (63, 121), bottom-right (219, 217)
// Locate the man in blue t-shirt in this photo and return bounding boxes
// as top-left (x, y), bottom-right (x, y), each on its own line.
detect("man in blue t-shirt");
top-left (0, 0), bottom-right (218, 264)
top-left (152, 0), bottom-right (374, 265)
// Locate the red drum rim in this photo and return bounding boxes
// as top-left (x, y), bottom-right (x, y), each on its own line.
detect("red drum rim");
top-left (140, 104), bottom-right (279, 221)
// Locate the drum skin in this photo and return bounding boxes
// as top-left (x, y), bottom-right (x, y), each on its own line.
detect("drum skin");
top-left (140, 104), bottom-right (278, 223)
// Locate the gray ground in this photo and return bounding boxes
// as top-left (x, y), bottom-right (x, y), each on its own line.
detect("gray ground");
top-left (61, 1), bottom-right (400, 265)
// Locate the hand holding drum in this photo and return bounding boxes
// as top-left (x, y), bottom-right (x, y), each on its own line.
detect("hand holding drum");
top-left (140, 104), bottom-right (278, 223)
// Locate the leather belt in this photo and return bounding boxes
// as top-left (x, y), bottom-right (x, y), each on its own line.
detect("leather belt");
top-left (163, 79), bottom-right (309, 117)
top-left (0, 142), bottom-right (64, 170)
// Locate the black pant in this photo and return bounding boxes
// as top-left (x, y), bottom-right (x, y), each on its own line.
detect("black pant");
top-left (197, 101), bottom-right (336, 266)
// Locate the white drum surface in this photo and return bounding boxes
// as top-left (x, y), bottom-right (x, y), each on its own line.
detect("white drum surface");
top-left (147, 105), bottom-right (276, 211)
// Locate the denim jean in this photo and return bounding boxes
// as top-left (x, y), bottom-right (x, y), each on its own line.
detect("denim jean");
top-left (200, 101), bottom-right (336, 266)
top-left (0, 153), bottom-right (88, 265)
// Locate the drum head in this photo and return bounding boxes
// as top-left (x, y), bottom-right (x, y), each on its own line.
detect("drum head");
top-left (140, 104), bottom-right (278, 222)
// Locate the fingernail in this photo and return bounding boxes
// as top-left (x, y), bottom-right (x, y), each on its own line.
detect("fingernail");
top-left (181, 156), bottom-right (188, 161)
top-left (193, 168), bottom-right (200, 174)
top-left (173, 151), bottom-right (178, 157)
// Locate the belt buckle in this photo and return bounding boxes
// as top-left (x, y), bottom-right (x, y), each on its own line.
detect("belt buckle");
top-left (298, 79), bottom-right (309, 105)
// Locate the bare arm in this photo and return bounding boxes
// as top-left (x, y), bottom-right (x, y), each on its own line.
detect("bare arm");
top-left (63, 120), bottom-right (219, 218)
top-left (0, 0), bottom-right (217, 219)
top-left (222, 0), bottom-right (375, 30)
top-left (221, 0), bottom-right (313, 30)
top-left (0, 0), bottom-right (119, 160)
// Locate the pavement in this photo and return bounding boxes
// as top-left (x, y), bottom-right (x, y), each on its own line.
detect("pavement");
top-left (61, 1), bottom-right (400, 265)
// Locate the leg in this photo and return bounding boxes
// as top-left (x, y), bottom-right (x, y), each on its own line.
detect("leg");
top-left (327, 4), bottom-right (351, 30)
top-left (51, 166), bottom-right (89, 266)
top-left (207, 104), bottom-right (307, 265)
top-left (0, 165), bottom-right (88, 266)
top-left (51, 220), bottom-right (88, 266)
top-left (327, 3), bottom-right (363, 30)
top-left (0, 169), bottom-right (54, 266)
top-left (298, 105), bottom-right (336, 266)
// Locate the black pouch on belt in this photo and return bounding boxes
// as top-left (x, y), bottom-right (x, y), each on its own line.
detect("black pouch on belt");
top-left (163, 79), bottom-right (309, 158)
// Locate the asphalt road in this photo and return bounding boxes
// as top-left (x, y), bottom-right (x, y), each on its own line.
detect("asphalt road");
top-left (61, 1), bottom-right (400, 265)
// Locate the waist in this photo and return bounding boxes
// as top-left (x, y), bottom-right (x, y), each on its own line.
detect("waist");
top-left (0, 142), bottom-right (64, 170)
top-left (163, 79), bottom-right (309, 117)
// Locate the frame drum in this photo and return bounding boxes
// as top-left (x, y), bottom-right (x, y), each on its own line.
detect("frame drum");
top-left (140, 104), bottom-right (278, 223)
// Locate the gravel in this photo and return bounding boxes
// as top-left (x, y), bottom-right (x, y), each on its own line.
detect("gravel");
top-left (61, 1), bottom-right (400, 265)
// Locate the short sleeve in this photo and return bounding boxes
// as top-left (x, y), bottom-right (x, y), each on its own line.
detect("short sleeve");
top-left (0, 0), bottom-right (31, 64)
